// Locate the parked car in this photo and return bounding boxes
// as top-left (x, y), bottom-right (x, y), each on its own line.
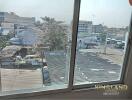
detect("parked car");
top-left (24, 55), bottom-right (47, 66)
top-left (115, 42), bottom-right (125, 49)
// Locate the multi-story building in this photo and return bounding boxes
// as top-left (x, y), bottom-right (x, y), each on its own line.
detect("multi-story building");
top-left (0, 12), bottom-right (35, 35)
top-left (78, 21), bottom-right (93, 34)
top-left (0, 12), bottom-right (35, 25)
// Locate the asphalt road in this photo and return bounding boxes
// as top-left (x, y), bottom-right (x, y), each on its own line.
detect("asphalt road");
top-left (45, 51), bottom-right (121, 84)
top-left (0, 51), bottom-right (122, 85)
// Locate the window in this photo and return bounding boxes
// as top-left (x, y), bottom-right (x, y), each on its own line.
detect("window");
top-left (74, 0), bottom-right (131, 85)
top-left (0, 0), bottom-right (74, 94)
top-left (0, 0), bottom-right (131, 97)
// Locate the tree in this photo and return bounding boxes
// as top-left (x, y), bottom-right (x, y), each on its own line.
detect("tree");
top-left (99, 33), bottom-right (107, 44)
top-left (0, 33), bottom-right (14, 50)
top-left (36, 16), bottom-right (68, 51)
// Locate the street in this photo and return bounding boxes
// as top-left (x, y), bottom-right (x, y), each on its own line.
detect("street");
top-left (0, 50), bottom-right (123, 91)
top-left (45, 51), bottom-right (121, 84)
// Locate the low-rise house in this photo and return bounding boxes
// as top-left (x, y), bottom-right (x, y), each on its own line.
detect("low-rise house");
top-left (0, 45), bottom-right (22, 66)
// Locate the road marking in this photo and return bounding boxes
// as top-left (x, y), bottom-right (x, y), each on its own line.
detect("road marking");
top-left (90, 68), bottom-right (104, 71)
top-left (90, 60), bottom-right (94, 62)
top-left (60, 77), bottom-right (64, 79)
top-left (36, 68), bottom-right (41, 71)
top-left (81, 73), bottom-right (84, 75)
top-left (108, 71), bottom-right (116, 74)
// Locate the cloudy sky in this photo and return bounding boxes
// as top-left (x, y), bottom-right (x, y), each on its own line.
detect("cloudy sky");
top-left (0, 0), bottom-right (131, 27)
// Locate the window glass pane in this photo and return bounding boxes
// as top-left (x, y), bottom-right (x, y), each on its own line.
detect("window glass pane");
top-left (74, 0), bottom-right (131, 85)
top-left (0, 0), bottom-right (74, 94)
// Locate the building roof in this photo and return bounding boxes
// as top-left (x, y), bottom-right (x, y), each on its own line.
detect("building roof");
top-left (0, 45), bottom-right (22, 58)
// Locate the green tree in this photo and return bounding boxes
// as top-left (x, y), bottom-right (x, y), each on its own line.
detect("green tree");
top-left (0, 34), bottom-right (14, 49)
top-left (37, 16), bottom-right (68, 51)
top-left (99, 33), bottom-right (107, 44)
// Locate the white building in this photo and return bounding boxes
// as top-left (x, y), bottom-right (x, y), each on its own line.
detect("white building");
top-left (78, 21), bottom-right (93, 34)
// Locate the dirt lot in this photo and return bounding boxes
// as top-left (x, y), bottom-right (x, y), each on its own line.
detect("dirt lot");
top-left (0, 69), bottom-right (43, 91)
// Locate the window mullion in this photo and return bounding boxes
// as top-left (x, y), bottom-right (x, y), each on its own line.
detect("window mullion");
top-left (68, 0), bottom-right (81, 89)
top-left (0, 58), bottom-right (1, 91)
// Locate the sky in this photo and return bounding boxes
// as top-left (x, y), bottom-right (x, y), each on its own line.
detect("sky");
top-left (80, 0), bottom-right (132, 28)
top-left (0, 0), bottom-right (131, 28)
top-left (0, 0), bottom-right (75, 24)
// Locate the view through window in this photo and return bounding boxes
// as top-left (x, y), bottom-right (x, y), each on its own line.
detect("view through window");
top-left (74, 0), bottom-right (131, 85)
top-left (0, 0), bottom-right (74, 93)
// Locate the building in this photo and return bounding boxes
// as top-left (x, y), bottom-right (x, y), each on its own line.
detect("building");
top-left (9, 29), bottom-right (40, 46)
top-left (0, 12), bottom-right (35, 35)
top-left (92, 24), bottom-right (104, 33)
top-left (0, 45), bottom-right (22, 65)
top-left (78, 20), bottom-right (93, 34)
top-left (0, 12), bottom-right (35, 25)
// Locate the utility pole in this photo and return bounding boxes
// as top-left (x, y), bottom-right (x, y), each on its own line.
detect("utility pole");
top-left (0, 58), bottom-right (2, 91)
top-left (41, 49), bottom-right (45, 85)
top-left (104, 32), bottom-right (108, 54)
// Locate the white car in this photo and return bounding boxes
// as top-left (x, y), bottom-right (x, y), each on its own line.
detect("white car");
top-left (24, 55), bottom-right (47, 66)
